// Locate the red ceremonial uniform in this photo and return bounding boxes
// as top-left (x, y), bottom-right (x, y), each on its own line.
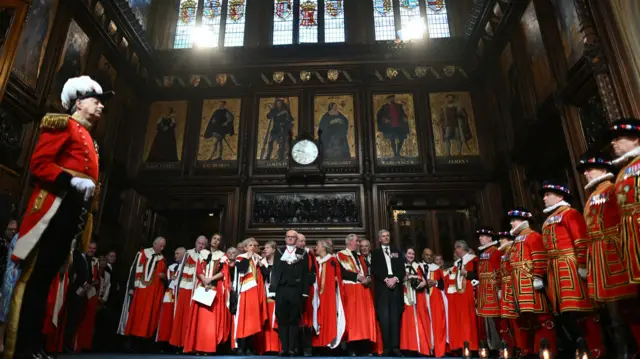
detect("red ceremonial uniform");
top-left (510, 224), bottom-right (556, 355)
top-left (400, 262), bottom-right (431, 355)
top-left (497, 242), bottom-right (522, 352)
top-left (75, 257), bottom-right (100, 351)
top-left (42, 271), bottom-right (70, 353)
top-left (445, 253), bottom-right (479, 351)
top-left (120, 248), bottom-right (167, 338)
top-left (156, 263), bottom-right (179, 342)
top-left (477, 243), bottom-right (501, 317)
top-left (311, 255), bottom-right (346, 348)
top-left (336, 249), bottom-right (379, 345)
top-left (302, 248), bottom-right (317, 329)
top-left (170, 249), bottom-right (198, 347)
top-left (584, 177), bottom-right (638, 301)
top-left (256, 260), bottom-right (280, 354)
top-left (422, 263), bottom-right (447, 358)
top-left (232, 253), bottom-right (268, 346)
top-left (12, 114), bottom-right (99, 261)
top-left (541, 205), bottom-right (592, 313)
top-left (615, 156), bottom-right (640, 283)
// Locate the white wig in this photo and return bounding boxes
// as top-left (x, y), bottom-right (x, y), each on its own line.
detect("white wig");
top-left (60, 76), bottom-right (104, 110)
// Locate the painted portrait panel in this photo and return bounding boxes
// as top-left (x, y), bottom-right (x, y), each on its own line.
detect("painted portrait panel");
top-left (430, 92), bottom-right (480, 163)
top-left (550, 0), bottom-right (583, 68)
top-left (0, 9), bottom-right (15, 54)
top-left (520, 2), bottom-right (555, 104)
top-left (47, 20), bottom-right (90, 110)
top-left (255, 96), bottom-right (299, 168)
top-left (12, 0), bottom-right (59, 89)
top-left (143, 101), bottom-right (188, 166)
top-left (373, 93), bottom-right (419, 166)
top-left (196, 98), bottom-right (241, 169)
top-left (313, 94), bottom-right (356, 166)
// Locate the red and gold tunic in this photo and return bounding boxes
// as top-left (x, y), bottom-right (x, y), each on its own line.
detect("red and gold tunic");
top-left (584, 178), bottom-right (637, 301)
top-left (477, 243), bottom-right (502, 317)
top-left (499, 242), bottom-right (517, 319)
top-left (615, 156), bottom-right (640, 283)
top-left (13, 113), bottom-right (99, 261)
top-left (510, 227), bottom-right (549, 313)
top-left (541, 205), bottom-right (592, 313)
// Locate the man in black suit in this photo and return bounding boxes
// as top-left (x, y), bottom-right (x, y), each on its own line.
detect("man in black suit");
top-left (370, 229), bottom-right (405, 356)
top-left (271, 230), bottom-right (310, 356)
top-left (64, 241), bottom-right (97, 350)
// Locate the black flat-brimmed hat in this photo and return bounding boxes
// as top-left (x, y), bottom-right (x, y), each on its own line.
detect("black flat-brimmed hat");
top-left (507, 208), bottom-right (533, 220)
top-left (539, 180), bottom-right (571, 199)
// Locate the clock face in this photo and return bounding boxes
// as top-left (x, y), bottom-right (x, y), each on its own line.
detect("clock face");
top-left (292, 139), bottom-right (319, 165)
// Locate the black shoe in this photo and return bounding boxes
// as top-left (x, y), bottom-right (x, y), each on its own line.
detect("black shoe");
top-left (278, 350), bottom-right (289, 357)
top-left (391, 348), bottom-right (403, 357)
top-left (38, 349), bottom-right (55, 359)
top-left (287, 350), bottom-right (297, 356)
top-left (245, 348), bottom-right (254, 356)
top-left (348, 350), bottom-right (357, 357)
top-left (382, 350), bottom-right (390, 357)
top-left (235, 348), bottom-right (245, 356)
top-left (303, 348), bottom-right (313, 357)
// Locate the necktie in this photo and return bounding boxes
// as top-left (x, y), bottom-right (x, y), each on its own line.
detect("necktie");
top-left (385, 247), bottom-right (391, 256)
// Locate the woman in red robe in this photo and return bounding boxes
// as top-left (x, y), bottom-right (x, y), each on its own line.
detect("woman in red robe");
top-left (312, 240), bottom-right (346, 350)
top-left (256, 241), bottom-right (281, 354)
top-left (182, 235), bottom-right (229, 354)
top-left (232, 238), bottom-right (268, 355)
top-left (400, 248), bottom-right (431, 356)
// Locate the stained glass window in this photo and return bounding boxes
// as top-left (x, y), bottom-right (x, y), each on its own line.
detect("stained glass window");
top-left (373, 0), bottom-right (396, 41)
top-left (426, 0), bottom-right (450, 38)
top-left (201, 0), bottom-right (222, 47)
top-left (224, 0), bottom-right (247, 46)
top-left (399, 0), bottom-right (421, 40)
top-left (324, 0), bottom-right (345, 43)
top-left (174, 0), bottom-right (198, 48)
top-left (172, 0), bottom-right (247, 48)
top-left (273, 0), bottom-right (294, 45)
top-left (299, 0), bottom-right (318, 43)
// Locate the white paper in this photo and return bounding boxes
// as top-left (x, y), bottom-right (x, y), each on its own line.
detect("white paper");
top-left (87, 286), bottom-right (97, 299)
top-left (193, 286), bottom-right (216, 307)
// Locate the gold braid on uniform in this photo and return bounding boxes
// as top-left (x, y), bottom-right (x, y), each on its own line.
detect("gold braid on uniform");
top-left (40, 113), bottom-right (69, 130)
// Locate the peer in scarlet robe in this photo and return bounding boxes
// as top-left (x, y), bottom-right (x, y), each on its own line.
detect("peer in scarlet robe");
top-left (256, 242), bottom-right (281, 354)
top-left (540, 182), bottom-right (605, 357)
top-left (336, 237), bottom-right (378, 355)
top-left (446, 245), bottom-right (479, 351)
top-left (171, 236), bottom-right (207, 347)
top-left (42, 267), bottom-right (70, 353)
top-left (420, 257), bottom-right (448, 358)
top-left (156, 260), bottom-right (180, 343)
top-left (399, 249), bottom-right (431, 356)
top-left (118, 239), bottom-right (167, 338)
top-left (232, 238), bottom-right (268, 354)
top-left (183, 242), bottom-right (228, 354)
top-left (75, 256), bottom-right (100, 351)
top-left (311, 241), bottom-right (346, 349)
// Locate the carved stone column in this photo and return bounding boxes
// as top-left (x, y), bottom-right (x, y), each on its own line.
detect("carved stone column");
top-left (574, 0), bottom-right (622, 122)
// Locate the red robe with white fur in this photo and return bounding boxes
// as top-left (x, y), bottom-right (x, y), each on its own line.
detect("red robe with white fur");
top-left (43, 271), bottom-right (70, 353)
top-left (170, 248), bottom-right (198, 347)
top-left (312, 255), bottom-right (346, 348)
top-left (156, 263), bottom-right (179, 342)
top-left (231, 253), bottom-right (268, 346)
top-left (445, 253), bottom-right (479, 351)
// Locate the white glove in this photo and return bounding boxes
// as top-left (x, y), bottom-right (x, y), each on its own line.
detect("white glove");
top-left (70, 177), bottom-right (96, 201)
top-left (471, 279), bottom-right (480, 287)
top-left (578, 267), bottom-right (587, 279)
top-left (533, 278), bottom-right (544, 290)
top-left (498, 290), bottom-right (502, 300)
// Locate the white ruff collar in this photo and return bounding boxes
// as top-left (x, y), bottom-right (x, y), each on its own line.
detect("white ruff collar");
top-left (584, 173), bottom-right (614, 191)
top-left (317, 254), bottom-right (332, 264)
top-left (454, 252), bottom-right (476, 266)
top-left (425, 262), bottom-right (440, 271)
top-left (510, 221), bottom-right (529, 236)
top-left (498, 241), bottom-right (513, 251)
top-left (478, 241), bottom-right (498, 251)
top-left (543, 200), bottom-right (570, 214)
top-left (613, 146), bottom-right (640, 166)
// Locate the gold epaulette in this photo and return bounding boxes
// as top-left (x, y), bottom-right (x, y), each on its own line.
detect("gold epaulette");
top-left (40, 113), bottom-right (69, 130)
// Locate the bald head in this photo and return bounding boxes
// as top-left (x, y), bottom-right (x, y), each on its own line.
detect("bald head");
top-left (285, 230), bottom-right (298, 246)
top-left (152, 237), bottom-right (166, 254)
top-left (175, 247), bottom-right (186, 262)
top-left (195, 236), bottom-right (207, 252)
top-left (422, 248), bottom-right (434, 263)
top-left (296, 232), bottom-right (306, 249)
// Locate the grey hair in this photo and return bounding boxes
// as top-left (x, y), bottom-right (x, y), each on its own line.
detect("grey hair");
top-left (454, 240), bottom-right (469, 251)
top-left (264, 240), bottom-right (277, 249)
top-left (318, 239), bottom-right (334, 254)
top-left (175, 246), bottom-right (186, 253)
top-left (378, 229), bottom-right (390, 238)
top-left (345, 233), bottom-right (358, 245)
top-left (153, 237), bottom-right (166, 245)
top-left (226, 247), bottom-right (237, 255)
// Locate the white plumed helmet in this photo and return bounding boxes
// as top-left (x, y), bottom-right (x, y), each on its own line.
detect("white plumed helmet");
top-left (60, 75), bottom-right (114, 111)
